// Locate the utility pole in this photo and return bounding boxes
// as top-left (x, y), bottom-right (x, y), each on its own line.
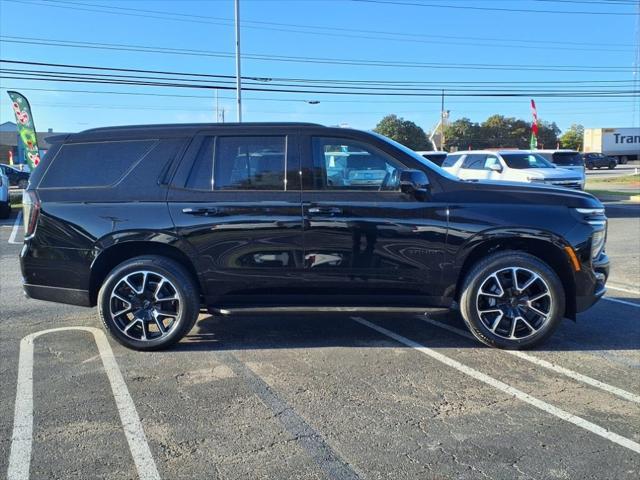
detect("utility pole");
top-left (234, 0), bottom-right (242, 122)
top-left (215, 88), bottom-right (219, 122)
top-left (440, 89), bottom-right (445, 151)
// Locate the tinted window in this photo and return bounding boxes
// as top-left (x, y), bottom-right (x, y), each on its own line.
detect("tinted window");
top-left (461, 154), bottom-right (487, 170)
top-left (311, 137), bottom-right (402, 190)
top-left (552, 152), bottom-right (583, 166)
top-left (215, 136), bottom-right (286, 190)
top-left (186, 138), bottom-right (214, 190)
top-left (442, 154), bottom-right (462, 168)
top-left (501, 153), bottom-right (554, 169)
top-left (40, 140), bottom-right (155, 188)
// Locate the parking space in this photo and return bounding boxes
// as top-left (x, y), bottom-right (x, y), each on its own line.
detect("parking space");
top-left (1, 204), bottom-right (639, 479)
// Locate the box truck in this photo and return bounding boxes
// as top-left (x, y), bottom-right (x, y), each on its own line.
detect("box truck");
top-left (583, 128), bottom-right (640, 164)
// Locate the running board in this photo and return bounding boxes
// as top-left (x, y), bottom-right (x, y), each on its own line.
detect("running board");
top-left (208, 306), bottom-right (446, 315)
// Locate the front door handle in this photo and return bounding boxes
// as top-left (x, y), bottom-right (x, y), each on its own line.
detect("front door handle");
top-left (182, 207), bottom-right (218, 216)
top-left (307, 206), bottom-right (342, 215)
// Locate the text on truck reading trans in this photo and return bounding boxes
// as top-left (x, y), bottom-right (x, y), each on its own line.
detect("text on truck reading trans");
top-left (613, 134), bottom-right (640, 145)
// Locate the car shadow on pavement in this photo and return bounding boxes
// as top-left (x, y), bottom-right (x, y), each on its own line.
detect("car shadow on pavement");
top-left (173, 303), bottom-right (640, 354)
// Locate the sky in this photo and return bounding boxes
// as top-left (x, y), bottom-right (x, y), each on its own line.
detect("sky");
top-left (0, 0), bottom-right (639, 134)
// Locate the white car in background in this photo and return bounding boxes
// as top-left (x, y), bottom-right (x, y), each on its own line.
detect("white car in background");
top-left (535, 149), bottom-right (586, 189)
top-left (0, 168), bottom-right (11, 219)
top-left (441, 150), bottom-right (584, 190)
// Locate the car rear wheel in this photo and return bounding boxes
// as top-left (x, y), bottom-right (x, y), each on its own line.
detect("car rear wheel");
top-left (98, 255), bottom-right (200, 351)
top-left (459, 251), bottom-right (565, 349)
top-left (586, 162), bottom-right (594, 170)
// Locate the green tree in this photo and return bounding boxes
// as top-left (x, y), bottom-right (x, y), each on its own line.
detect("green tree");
top-left (373, 114), bottom-right (432, 150)
top-left (443, 118), bottom-right (482, 150)
top-left (559, 124), bottom-right (584, 151)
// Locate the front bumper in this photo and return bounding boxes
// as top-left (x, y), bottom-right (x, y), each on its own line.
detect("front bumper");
top-left (575, 253), bottom-right (609, 312)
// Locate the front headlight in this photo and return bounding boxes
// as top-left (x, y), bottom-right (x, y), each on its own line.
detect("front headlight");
top-left (591, 229), bottom-right (606, 259)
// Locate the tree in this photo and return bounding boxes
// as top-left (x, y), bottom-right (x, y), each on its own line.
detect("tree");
top-left (443, 118), bottom-right (482, 150)
top-left (373, 114), bottom-right (432, 150)
top-left (559, 124), bottom-right (584, 151)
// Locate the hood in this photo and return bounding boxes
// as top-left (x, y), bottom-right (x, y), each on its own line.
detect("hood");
top-left (518, 167), bottom-right (582, 181)
top-left (437, 177), bottom-right (601, 209)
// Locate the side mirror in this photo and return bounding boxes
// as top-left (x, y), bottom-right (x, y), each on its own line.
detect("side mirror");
top-left (400, 169), bottom-right (430, 199)
top-left (488, 163), bottom-right (503, 173)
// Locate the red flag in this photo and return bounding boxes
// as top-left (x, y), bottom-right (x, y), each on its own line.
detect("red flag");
top-left (530, 99), bottom-right (539, 149)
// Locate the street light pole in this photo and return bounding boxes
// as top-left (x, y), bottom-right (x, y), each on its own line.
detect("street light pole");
top-left (234, 0), bottom-right (242, 122)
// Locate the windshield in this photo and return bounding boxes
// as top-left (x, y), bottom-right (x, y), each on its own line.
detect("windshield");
top-left (501, 153), bottom-right (554, 169)
top-left (369, 131), bottom-right (459, 180)
top-left (552, 152), bottom-right (583, 166)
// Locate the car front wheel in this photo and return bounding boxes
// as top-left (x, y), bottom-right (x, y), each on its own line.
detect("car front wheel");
top-left (608, 161), bottom-right (616, 169)
top-left (459, 251), bottom-right (565, 349)
top-left (97, 255), bottom-right (200, 351)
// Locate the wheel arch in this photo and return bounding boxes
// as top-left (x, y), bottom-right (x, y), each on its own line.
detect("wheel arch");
top-left (454, 232), bottom-right (577, 319)
top-left (89, 241), bottom-right (203, 306)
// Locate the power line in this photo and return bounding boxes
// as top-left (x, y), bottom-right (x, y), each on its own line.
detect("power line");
top-left (3, 86), bottom-right (636, 105)
top-left (352, 0), bottom-right (639, 16)
top-left (3, 58), bottom-right (637, 87)
top-left (3, 69), bottom-right (638, 97)
top-left (3, 0), bottom-right (635, 52)
top-left (0, 41), bottom-right (636, 73)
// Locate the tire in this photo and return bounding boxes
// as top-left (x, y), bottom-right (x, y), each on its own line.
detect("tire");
top-left (586, 163), bottom-right (594, 170)
top-left (0, 202), bottom-right (10, 219)
top-left (97, 255), bottom-right (200, 351)
top-left (459, 251), bottom-right (565, 350)
top-left (18, 179), bottom-right (28, 189)
top-left (608, 162), bottom-right (616, 170)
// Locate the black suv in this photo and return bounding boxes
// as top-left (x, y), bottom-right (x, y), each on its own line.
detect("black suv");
top-left (583, 152), bottom-right (617, 170)
top-left (21, 123), bottom-right (609, 351)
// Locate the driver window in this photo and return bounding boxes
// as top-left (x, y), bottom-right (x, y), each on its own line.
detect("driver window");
top-left (311, 137), bottom-right (402, 191)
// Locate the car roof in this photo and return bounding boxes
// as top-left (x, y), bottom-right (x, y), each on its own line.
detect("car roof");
top-left (535, 149), bottom-right (579, 153)
top-left (51, 122), bottom-right (328, 143)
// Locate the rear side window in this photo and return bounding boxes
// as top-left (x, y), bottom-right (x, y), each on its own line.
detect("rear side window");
top-left (186, 136), bottom-right (287, 190)
top-left (461, 154), bottom-right (487, 170)
top-left (216, 136), bottom-right (286, 190)
top-left (442, 154), bottom-right (462, 168)
top-left (40, 140), bottom-right (155, 188)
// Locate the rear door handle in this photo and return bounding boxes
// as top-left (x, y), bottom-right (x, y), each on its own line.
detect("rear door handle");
top-left (307, 206), bottom-right (342, 215)
top-left (182, 207), bottom-right (218, 216)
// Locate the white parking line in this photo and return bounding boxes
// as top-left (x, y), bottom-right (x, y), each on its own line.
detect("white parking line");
top-left (607, 285), bottom-right (640, 295)
top-left (352, 317), bottom-right (640, 454)
top-left (417, 316), bottom-right (640, 404)
top-left (603, 297), bottom-right (640, 308)
top-left (7, 327), bottom-right (161, 480)
top-left (8, 211), bottom-right (22, 245)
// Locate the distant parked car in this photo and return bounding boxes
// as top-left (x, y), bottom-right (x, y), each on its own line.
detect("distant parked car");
top-left (0, 164), bottom-right (30, 189)
top-left (0, 169), bottom-right (10, 219)
top-left (415, 151), bottom-right (448, 166)
top-left (582, 152), bottom-right (617, 170)
top-left (442, 150), bottom-right (584, 189)
top-left (536, 150), bottom-right (585, 188)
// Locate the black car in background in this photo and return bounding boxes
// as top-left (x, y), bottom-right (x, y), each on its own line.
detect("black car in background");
top-left (0, 164), bottom-right (30, 189)
top-left (583, 152), bottom-right (618, 170)
top-left (20, 123), bottom-right (609, 351)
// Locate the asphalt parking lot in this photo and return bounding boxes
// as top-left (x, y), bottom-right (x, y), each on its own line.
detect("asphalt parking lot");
top-left (1, 202), bottom-right (639, 480)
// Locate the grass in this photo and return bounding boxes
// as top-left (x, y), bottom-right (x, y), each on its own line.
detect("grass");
top-left (587, 173), bottom-right (640, 185)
